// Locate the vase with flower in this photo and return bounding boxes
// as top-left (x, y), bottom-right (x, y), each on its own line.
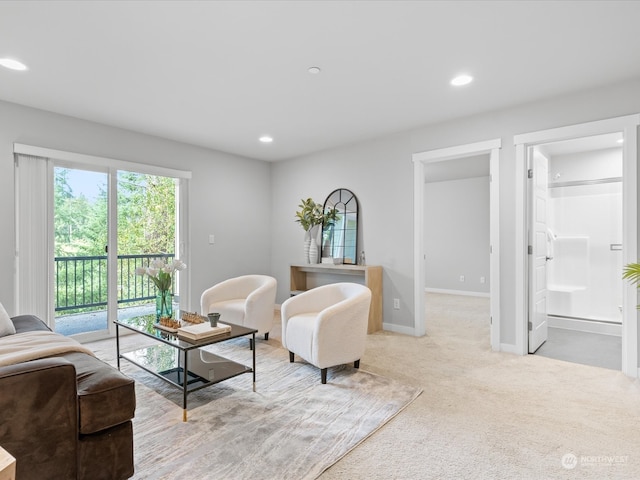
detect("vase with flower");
top-left (295, 198), bottom-right (339, 264)
top-left (135, 258), bottom-right (187, 320)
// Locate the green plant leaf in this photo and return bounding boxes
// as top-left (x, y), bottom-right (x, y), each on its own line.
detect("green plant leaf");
top-left (622, 263), bottom-right (640, 285)
top-left (623, 262), bottom-right (640, 309)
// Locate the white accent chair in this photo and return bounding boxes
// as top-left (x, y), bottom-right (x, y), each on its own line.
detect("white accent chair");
top-left (281, 282), bottom-right (372, 384)
top-left (200, 275), bottom-right (277, 346)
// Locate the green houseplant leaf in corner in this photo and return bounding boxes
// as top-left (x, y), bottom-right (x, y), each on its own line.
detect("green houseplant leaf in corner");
top-left (622, 262), bottom-right (640, 308)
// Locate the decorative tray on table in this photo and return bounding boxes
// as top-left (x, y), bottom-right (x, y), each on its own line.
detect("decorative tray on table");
top-left (153, 311), bottom-right (207, 333)
top-left (153, 317), bottom-right (182, 333)
top-left (180, 311), bottom-right (206, 324)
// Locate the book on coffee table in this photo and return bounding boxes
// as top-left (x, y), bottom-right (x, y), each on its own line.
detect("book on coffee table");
top-left (177, 322), bottom-right (232, 341)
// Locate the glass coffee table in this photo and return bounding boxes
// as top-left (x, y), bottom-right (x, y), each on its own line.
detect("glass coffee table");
top-left (114, 314), bottom-right (257, 421)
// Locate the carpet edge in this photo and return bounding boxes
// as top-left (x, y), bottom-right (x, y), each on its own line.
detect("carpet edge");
top-left (310, 387), bottom-right (424, 480)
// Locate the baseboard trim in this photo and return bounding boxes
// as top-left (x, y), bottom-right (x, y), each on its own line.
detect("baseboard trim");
top-left (548, 316), bottom-right (621, 337)
top-left (499, 343), bottom-right (521, 355)
top-left (382, 322), bottom-right (415, 336)
top-left (425, 288), bottom-right (490, 298)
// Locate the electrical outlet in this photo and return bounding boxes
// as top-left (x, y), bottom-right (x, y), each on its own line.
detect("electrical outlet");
top-left (208, 234), bottom-right (215, 244)
top-left (480, 276), bottom-right (486, 284)
top-left (393, 298), bottom-right (400, 310)
top-left (459, 275), bottom-right (465, 282)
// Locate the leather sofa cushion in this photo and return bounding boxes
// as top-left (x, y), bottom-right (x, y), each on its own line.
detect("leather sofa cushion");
top-left (12, 315), bottom-right (136, 434)
top-left (58, 352), bottom-right (136, 434)
top-left (78, 421), bottom-right (134, 480)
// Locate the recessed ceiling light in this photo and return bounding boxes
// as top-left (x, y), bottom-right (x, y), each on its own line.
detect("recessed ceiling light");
top-left (259, 136), bottom-right (273, 143)
top-left (451, 74), bottom-right (473, 86)
top-left (0, 58), bottom-right (27, 71)
top-left (308, 67), bottom-right (321, 74)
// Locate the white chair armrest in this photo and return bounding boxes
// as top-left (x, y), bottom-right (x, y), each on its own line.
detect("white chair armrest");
top-left (245, 277), bottom-right (277, 323)
top-left (281, 287), bottom-right (338, 320)
top-left (314, 290), bottom-right (370, 347)
top-left (200, 277), bottom-right (246, 313)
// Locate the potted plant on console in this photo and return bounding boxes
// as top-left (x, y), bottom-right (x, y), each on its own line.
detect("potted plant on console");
top-left (295, 198), bottom-right (338, 264)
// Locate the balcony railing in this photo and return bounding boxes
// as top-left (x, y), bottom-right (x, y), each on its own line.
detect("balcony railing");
top-left (54, 253), bottom-right (175, 313)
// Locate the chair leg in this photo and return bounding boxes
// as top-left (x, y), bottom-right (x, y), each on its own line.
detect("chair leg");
top-left (354, 360), bottom-right (360, 369)
top-left (264, 332), bottom-right (269, 341)
top-left (289, 351), bottom-right (294, 363)
top-left (321, 368), bottom-right (327, 384)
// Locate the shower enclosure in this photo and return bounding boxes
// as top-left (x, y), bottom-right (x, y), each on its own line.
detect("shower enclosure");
top-left (542, 139), bottom-right (623, 331)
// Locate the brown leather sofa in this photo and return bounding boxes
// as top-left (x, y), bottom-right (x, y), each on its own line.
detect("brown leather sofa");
top-left (0, 315), bottom-right (136, 480)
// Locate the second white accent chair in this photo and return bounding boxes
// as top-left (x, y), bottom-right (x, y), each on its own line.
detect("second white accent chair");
top-left (281, 282), bottom-right (372, 384)
top-left (200, 275), bottom-right (277, 345)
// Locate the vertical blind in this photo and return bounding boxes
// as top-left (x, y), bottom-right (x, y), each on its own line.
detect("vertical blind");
top-left (14, 153), bottom-right (52, 321)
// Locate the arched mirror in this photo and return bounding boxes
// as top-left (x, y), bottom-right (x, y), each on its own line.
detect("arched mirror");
top-left (321, 188), bottom-right (359, 265)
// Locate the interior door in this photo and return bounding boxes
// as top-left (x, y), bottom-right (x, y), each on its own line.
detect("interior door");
top-left (528, 148), bottom-right (549, 353)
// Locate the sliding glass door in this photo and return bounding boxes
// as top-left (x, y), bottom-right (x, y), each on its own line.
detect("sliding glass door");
top-left (116, 171), bottom-right (178, 322)
top-left (53, 166), bottom-right (110, 336)
top-left (51, 166), bottom-right (180, 340)
top-left (14, 145), bottom-right (190, 341)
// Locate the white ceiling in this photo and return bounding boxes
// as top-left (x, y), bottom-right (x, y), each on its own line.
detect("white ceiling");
top-left (1, 1), bottom-right (640, 162)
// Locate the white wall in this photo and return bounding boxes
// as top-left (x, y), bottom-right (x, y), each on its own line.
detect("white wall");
top-left (270, 133), bottom-right (415, 328)
top-left (548, 147), bottom-right (622, 183)
top-left (547, 148), bottom-right (624, 323)
top-left (0, 100), bottom-right (272, 316)
top-left (424, 176), bottom-right (490, 294)
top-left (270, 78), bottom-right (640, 347)
top-left (2, 78), bottom-right (640, 353)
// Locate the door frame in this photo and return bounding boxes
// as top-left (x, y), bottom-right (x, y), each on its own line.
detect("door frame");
top-left (413, 139), bottom-right (501, 350)
top-left (13, 143), bottom-right (192, 342)
top-left (514, 114), bottom-right (639, 376)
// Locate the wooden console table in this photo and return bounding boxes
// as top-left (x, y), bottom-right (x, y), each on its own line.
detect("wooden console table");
top-left (290, 264), bottom-right (383, 333)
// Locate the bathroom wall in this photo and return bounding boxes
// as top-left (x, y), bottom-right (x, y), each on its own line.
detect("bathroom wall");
top-left (547, 147), bottom-right (623, 324)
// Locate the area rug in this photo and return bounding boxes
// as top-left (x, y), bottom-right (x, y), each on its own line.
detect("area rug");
top-left (100, 336), bottom-right (422, 480)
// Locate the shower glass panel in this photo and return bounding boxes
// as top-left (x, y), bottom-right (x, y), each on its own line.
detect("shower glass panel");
top-left (546, 143), bottom-right (623, 324)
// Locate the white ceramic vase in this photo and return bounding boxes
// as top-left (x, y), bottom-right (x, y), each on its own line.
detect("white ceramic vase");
top-left (309, 237), bottom-right (319, 264)
top-left (303, 230), bottom-right (311, 264)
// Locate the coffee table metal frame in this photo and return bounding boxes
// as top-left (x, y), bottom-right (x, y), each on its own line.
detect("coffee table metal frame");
top-left (114, 315), bottom-right (256, 421)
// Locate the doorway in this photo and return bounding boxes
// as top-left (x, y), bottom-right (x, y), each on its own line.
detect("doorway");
top-left (514, 114), bottom-right (639, 377)
top-left (424, 155), bottom-right (490, 297)
top-left (413, 139), bottom-right (501, 349)
top-left (527, 134), bottom-right (623, 369)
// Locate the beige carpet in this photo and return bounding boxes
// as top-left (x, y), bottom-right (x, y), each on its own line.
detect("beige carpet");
top-left (89, 327), bottom-right (421, 480)
top-left (318, 293), bottom-right (640, 480)
top-left (89, 294), bottom-right (640, 479)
